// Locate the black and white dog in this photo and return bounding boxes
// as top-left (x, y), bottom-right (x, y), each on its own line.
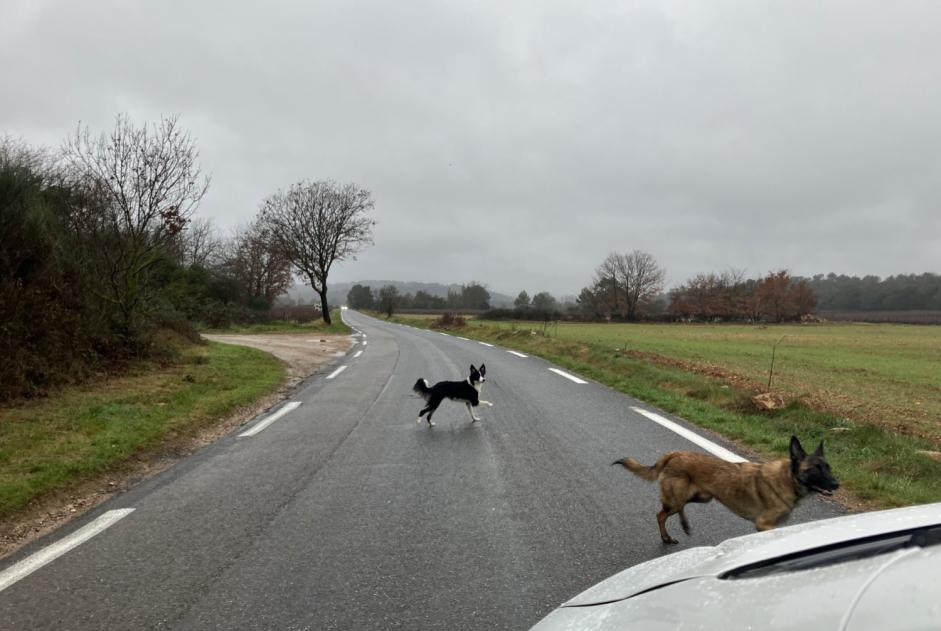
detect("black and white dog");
top-left (413, 364), bottom-right (493, 426)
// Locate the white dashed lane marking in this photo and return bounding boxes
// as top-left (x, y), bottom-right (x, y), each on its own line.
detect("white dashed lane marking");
top-left (548, 368), bottom-right (588, 384)
top-left (353, 350), bottom-right (363, 358)
top-left (239, 401), bottom-right (302, 437)
top-left (630, 407), bottom-right (747, 463)
top-left (326, 365), bottom-right (348, 379)
top-left (0, 509), bottom-right (136, 594)
top-left (506, 350), bottom-right (528, 358)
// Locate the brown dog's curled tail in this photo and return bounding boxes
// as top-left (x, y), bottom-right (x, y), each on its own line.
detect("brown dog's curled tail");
top-left (611, 457), bottom-right (660, 481)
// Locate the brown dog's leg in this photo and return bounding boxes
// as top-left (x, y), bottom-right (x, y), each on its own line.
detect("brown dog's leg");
top-left (657, 506), bottom-right (679, 544)
top-left (679, 508), bottom-right (691, 535)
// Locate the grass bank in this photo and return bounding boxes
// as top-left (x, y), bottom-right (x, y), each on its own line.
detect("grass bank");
top-left (0, 337), bottom-right (284, 520)
top-left (202, 309), bottom-right (351, 335)
top-left (392, 314), bottom-right (941, 509)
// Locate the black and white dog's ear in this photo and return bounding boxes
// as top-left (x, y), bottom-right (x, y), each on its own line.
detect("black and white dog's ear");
top-left (469, 364), bottom-right (477, 375)
top-left (479, 364), bottom-right (486, 377)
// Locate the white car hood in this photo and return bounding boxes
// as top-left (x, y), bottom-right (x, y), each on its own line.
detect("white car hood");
top-left (563, 502), bottom-right (941, 607)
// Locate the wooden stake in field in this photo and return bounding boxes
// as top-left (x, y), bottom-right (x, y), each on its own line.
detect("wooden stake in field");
top-left (767, 335), bottom-right (787, 391)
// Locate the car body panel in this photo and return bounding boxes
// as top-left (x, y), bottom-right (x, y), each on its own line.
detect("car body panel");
top-left (532, 503), bottom-right (941, 630)
top-left (846, 547), bottom-right (941, 631)
top-left (535, 551), bottom-right (908, 630)
top-left (561, 503), bottom-right (941, 607)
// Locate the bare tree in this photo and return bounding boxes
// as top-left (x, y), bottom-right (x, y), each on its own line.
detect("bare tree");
top-left (591, 250), bottom-right (665, 320)
top-left (63, 114), bottom-right (209, 339)
top-left (259, 180), bottom-right (375, 324)
top-left (221, 221), bottom-right (293, 308)
top-left (174, 217), bottom-right (223, 268)
top-left (618, 250), bottom-right (666, 321)
top-left (592, 253), bottom-right (626, 317)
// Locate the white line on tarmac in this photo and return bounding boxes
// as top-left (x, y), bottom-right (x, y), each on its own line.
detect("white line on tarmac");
top-left (478, 342), bottom-right (494, 347)
top-left (353, 350), bottom-right (363, 358)
top-left (506, 350), bottom-right (528, 358)
top-left (326, 365), bottom-right (348, 379)
top-left (456, 336), bottom-right (469, 341)
top-left (630, 407), bottom-right (747, 463)
top-left (0, 509), bottom-right (135, 594)
top-left (548, 368), bottom-right (588, 384)
top-left (239, 401), bottom-right (302, 437)
top-left (362, 341), bottom-right (367, 346)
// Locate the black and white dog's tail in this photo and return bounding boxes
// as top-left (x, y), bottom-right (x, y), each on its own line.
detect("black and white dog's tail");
top-left (413, 378), bottom-right (431, 399)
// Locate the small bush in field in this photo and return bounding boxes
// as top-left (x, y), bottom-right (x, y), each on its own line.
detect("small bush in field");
top-left (432, 313), bottom-right (466, 328)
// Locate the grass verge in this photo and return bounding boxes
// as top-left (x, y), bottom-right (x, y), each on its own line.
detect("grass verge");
top-left (392, 314), bottom-right (941, 509)
top-left (0, 338), bottom-right (284, 520)
top-left (202, 309), bottom-right (351, 335)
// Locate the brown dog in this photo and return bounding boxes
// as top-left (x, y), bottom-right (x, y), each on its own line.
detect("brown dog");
top-left (613, 436), bottom-right (839, 544)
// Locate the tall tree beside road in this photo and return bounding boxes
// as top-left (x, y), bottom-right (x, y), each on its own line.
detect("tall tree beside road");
top-left (63, 114), bottom-right (210, 342)
top-left (259, 180), bottom-right (375, 324)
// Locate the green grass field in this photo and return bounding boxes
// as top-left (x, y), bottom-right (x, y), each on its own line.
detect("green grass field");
top-left (484, 321), bottom-right (941, 444)
top-left (392, 314), bottom-right (941, 509)
top-left (0, 339), bottom-right (284, 520)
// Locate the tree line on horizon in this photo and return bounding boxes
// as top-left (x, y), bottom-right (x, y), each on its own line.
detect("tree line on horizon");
top-left (347, 282), bottom-right (491, 316)
top-left (351, 253), bottom-right (940, 324)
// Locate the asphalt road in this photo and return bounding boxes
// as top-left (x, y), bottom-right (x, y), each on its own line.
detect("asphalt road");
top-left (0, 310), bottom-right (841, 630)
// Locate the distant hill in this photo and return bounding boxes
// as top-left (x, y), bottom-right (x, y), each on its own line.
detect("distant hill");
top-left (286, 280), bottom-right (515, 308)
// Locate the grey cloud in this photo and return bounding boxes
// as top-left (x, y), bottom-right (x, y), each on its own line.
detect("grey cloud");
top-left (2, 0), bottom-right (939, 295)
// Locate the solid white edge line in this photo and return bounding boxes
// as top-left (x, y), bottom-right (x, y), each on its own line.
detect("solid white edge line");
top-left (326, 365), bottom-right (348, 379)
top-left (238, 401), bottom-right (302, 437)
top-left (548, 368), bottom-right (588, 384)
top-left (630, 407), bottom-right (748, 463)
top-left (353, 350), bottom-right (363, 358)
top-left (506, 350), bottom-right (528, 358)
top-left (0, 508), bottom-right (135, 593)
top-left (478, 342), bottom-right (494, 347)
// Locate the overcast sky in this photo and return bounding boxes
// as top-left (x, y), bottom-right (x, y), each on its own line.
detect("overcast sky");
top-left (3, 1), bottom-right (940, 296)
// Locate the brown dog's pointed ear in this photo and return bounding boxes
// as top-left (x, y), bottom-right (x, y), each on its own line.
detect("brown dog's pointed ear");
top-left (789, 436), bottom-right (806, 462)
top-left (814, 441), bottom-right (825, 457)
